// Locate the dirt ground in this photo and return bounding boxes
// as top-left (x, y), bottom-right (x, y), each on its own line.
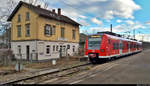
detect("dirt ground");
top-left (0, 56), bottom-right (86, 76)
top-left (24, 56), bottom-right (81, 69)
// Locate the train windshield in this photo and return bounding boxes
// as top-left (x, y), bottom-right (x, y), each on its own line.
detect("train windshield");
top-left (88, 37), bottom-right (101, 50)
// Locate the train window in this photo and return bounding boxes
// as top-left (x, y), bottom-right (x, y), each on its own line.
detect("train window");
top-left (135, 44), bottom-right (136, 48)
top-left (113, 43), bottom-right (115, 50)
top-left (88, 37), bottom-right (101, 50)
top-left (127, 43), bottom-right (129, 49)
top-left (130, 44), bottom-right (132, 49)
top-left (116, 43), bottom-right (118, 49)
top-left (108, 39), bottom-right (111, 44)
top-left (116, 43), bottom-right (119, 49)
top-left (115, 43), bottom-right (116, 50)
top-left (119, 43), bottom-right (122, 49)
top-left (122, 43), bottom-right (124, 49)
top-left (135, 44), bottom-right (137, 48)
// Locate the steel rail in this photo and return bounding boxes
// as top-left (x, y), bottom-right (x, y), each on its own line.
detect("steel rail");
top-left (1, 62), bottom-right (91, 85)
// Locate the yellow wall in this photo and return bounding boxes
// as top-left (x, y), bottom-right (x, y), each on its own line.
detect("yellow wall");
top-left (37, 17), bottom-right (79, 43)
top-left (11, 5), bottom-right (38, 41)
top-left (11, 5), bottom-right (79, 43)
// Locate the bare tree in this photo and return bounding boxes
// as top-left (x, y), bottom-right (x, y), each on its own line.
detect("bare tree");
top-left (0, 0), bottom-right (17, 49)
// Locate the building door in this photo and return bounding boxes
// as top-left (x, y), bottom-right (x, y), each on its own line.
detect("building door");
top-left (26, 45), bottom-right (30, 61)
top-left (59, 45), bottom-right (62, 58)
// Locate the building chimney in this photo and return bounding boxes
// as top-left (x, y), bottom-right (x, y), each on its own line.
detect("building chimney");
top-left (52, 9), bottom-right (55, 13)
top-left (58, 8), bottom-right (61, 15)
top-left (37, 5), bottom-right (41, 8)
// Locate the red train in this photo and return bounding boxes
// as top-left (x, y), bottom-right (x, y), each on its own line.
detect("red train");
top-left (84, 32), bottom-right (142, 63)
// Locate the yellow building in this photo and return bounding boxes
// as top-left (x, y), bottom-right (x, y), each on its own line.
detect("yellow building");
top-left (7, 1), bottom-right (80, 60)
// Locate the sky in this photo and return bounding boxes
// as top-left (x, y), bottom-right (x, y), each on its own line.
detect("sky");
top-left (0, 0), bottom-right (150, 42)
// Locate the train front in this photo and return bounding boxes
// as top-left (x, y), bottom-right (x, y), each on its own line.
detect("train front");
top-left (84, 35), bottom-right (102, 63)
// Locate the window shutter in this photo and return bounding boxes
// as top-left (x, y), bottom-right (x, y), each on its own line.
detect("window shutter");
top-left (50, 26), bottom-right (52, 35)
top-left (44, 25), bottom-right (46, 35)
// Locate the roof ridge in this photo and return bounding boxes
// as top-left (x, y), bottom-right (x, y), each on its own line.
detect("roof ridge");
top-left (21, 1), bottom-right (58, 15)
top-left (7, 1), bottom-right (80, 26)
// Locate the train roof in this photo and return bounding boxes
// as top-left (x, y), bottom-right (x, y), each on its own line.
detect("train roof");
top-left (105, 34), bottom-right (142, 44)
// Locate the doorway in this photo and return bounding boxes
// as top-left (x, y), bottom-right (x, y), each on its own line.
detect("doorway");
top-left (26, 45), bottom-right (30, 61)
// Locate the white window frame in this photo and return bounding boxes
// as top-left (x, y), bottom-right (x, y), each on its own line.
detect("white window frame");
top-left (44, 24), bottom-right (51, 36)
top-left (25, 24), bottom-right (30, 37)
top-left (52, 25), bottom-right (56, 35)
top-left (46, 45), bottom-right (51, 55)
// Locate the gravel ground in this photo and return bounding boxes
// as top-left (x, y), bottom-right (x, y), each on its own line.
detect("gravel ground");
top-left (0, 56), bottom-right (88, 83)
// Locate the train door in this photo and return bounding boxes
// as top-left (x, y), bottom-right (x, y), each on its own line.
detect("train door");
top-left (128, 42), bottom-right (130, 53)
top-left (119, 40), bottom-right (122, 55)
top-left (107, 39), bottom-right (111, 56)
top-left (127, 42), bottom-right (130, 53)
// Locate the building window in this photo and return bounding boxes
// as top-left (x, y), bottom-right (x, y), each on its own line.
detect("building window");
top-left (61, 27), bottom-right (65, 38)
top-left (25, 24), bottom-right (30, 37)
top-left (53, 45), bottom-right (55, 51)
top-left (63, 46), bottom-right (66, 51)
top-left (44, 24), bottom-right (56, 36)
top-left (67, 45), bottom-right (70, 49)
top-left (52, 26), bottom-right (56, 35)
top-left (26, 12), bottom-right (30, 21)
top-left (18, 45), bottom-right (21, 54)
top-left (60, 45), bottom-right (62, 51)
top-left (72, 30), bottom-right (76, 40)
top-left (44, 24), bottom-right (51, 36)
top-left (56, 45), bottom-right (59, 51)
top-left (18, 14), bottom-right (21, 22)
top-left (73, 46), bottom-right (75, 52)
top-left (46, 45), bottom-right (50, 54)
top-left (17, 25), bottom-right (21, 37)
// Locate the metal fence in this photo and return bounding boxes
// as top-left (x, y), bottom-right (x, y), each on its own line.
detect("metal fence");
top-left (0, 49), bottom-right (14, 66)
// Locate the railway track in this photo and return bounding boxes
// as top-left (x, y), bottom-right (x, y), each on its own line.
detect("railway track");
top-left (1, 62), bottom-right (92, 84)
top-left (2, 52), bottom-right (142, 84)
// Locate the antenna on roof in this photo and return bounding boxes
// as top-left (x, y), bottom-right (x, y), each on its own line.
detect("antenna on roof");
top-left (44, 2), bottom-right (48, 9)
top-left (29, 0), bottom-right (34, 4)
top-left (110, 24), bottom-right (112, 33)
top-left (133, 29), bottom-right (135, 39)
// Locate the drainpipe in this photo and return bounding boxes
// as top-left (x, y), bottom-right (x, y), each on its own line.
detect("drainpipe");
top-left (35, 16), bottom-right (38, 61)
